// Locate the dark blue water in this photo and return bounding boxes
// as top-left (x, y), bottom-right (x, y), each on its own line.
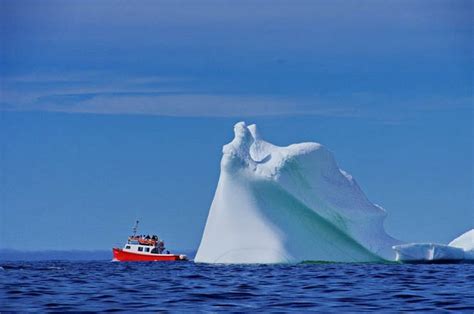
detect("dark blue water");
top-left (2, 261), bottom-right (473, 312)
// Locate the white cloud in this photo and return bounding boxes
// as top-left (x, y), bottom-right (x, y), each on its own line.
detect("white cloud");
top-left (0, 71), bottom-right (351, 117)
top-left (1, 71), bottom-right (471, 119)
top-left (37, 93), bottom-right (354, 117)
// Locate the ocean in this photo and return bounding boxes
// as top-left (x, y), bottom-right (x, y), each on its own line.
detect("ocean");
top-left (2, 261), bottom-right (473, 312)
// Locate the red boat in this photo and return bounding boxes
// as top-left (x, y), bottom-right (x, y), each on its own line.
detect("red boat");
top-left (112, 221), bottom-right (187, 262)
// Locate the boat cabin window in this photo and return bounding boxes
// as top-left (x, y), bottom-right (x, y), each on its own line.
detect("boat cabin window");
top-left (125, 245), bottom-right (131, 249)
top-left (138, 246), bottom-right (143, 252)
top-left (145, 247), bottom-right (150, 252)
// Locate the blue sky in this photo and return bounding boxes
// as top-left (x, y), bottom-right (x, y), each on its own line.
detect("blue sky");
top-left (0, 0), bottom-right (472, 251)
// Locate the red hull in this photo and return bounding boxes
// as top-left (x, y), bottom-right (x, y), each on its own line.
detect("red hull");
top-left (112, 248), bottom-right (184, 262)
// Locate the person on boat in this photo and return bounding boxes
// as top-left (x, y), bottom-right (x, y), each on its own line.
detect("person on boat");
top-left (157, 240), bottom-right (165, 253)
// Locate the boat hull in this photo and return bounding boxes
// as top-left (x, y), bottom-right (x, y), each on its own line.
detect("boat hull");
top-left (112, 248), bottom-right (186, 262)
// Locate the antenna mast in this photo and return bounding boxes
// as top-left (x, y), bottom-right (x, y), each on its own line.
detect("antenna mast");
top-left (132, 220), bottom-right (139, 236)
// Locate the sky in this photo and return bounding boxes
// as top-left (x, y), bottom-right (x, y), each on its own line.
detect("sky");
top-left (0, 0), bottom-right (472, 251)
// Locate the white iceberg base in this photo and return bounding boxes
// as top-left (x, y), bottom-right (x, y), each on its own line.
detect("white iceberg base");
top-left (392, 243), bottom-right (465, 263)
top-left (393, 229), bottom-right (474, 263)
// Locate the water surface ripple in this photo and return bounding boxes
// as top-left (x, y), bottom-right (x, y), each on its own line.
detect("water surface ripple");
top-left (1, 261), bottom-right (473, 311)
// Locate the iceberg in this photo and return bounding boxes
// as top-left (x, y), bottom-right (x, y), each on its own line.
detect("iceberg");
top-left (195, 122), bottom-right (400, 263)
top-left (392, 243), bottom-right (465, 263)
top-left (449, 229), bottom-right (474, 260)
top-left (449, 229), bottom-right (474, 251)
top-left (392, 229), bottom-right (474, 263)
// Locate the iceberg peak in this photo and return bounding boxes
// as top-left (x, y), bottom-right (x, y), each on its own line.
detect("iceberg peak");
top-left (247, 123), bottom-right (260, 140)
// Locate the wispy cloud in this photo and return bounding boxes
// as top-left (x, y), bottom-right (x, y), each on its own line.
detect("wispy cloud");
top-left (1, 71), bottom-right (472, 119)
top-left (0, 71), bottom-right (349, 117)
top-left (38, 93), bottom-right (358, 117)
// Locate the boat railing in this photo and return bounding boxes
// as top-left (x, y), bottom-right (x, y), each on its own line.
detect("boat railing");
top-left (128, 236), bottom-right (158, 246)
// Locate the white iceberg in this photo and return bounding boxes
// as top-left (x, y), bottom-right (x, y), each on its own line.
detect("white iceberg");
top-left (449, 229), bottom-right (474, 251)
top-left (195, 122), bottom-right (400, 263)
top-left (392, 243), bottom-right (465, 263)
top-left (449, 229), bottom-right (474, 260)
top-left (392, 229), bottom-right (474, 263)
